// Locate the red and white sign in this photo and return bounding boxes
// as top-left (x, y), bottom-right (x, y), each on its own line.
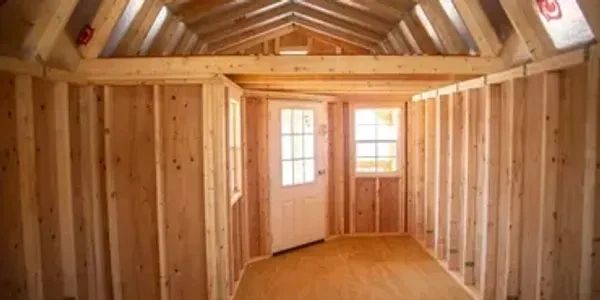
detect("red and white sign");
top-left (537, 0), bottom-right (562, 21)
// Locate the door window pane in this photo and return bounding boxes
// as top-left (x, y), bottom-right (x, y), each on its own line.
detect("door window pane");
top-left (281, 135), bottom-right (292, 160)
top-left (282, 161), bottom-right (293, 186)
top-left (281, 108), bottom-right (316, 186)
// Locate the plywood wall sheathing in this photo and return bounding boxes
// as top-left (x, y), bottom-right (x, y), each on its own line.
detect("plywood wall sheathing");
top-left (161, 85), bottom-right (209, 299)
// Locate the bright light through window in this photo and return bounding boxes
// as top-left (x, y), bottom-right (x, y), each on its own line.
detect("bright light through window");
top-left (536, 0), bottom-right (594, 49)
top-left (355, 108), bottom-right (400, 173)
top-left (281, 109), bottom-right (315, 186)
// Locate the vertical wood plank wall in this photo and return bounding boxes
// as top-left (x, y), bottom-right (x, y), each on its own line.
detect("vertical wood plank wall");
top-left (406, 62), bottom-right (600, 299)
top-left (0, 73), bottom-right (243, 300)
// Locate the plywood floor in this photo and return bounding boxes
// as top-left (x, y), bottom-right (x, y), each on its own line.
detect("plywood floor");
top-left (234, 236), bottom-right (472, 300)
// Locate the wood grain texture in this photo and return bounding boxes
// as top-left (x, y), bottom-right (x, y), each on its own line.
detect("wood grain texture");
top-left (107, 86), bottom-right (160, 300)
top-left (0, 72), bottom-right (27, 300)
top-left (447, 92), bottom-right (464, 271)
top-left (33, 78), bottom-right (63, 300)
top-left (424, 100), bottom-right (437, 248)
top-left (244, 96), bottom-right (270, 258)
top-left (161, 85), bottom-right (209, 300)
top-left (234, 236), bottom-right (471, 300)
top-left (554, 65), bottom-right (589, 299)
top-left (379, 177), bottom-right (400, 233)
top-left (355, 178), bottom-right (376, 233)
top-left (435, 96), bottom-right (449, 259)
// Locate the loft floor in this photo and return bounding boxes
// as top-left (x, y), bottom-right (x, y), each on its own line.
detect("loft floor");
top-left (234, 236), bottom-right (471, 300)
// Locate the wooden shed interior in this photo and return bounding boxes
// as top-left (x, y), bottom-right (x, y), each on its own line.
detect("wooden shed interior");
top-left (0, 0), bottom-right (599, 299)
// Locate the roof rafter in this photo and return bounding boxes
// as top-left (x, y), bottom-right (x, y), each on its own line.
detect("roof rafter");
top-left (298, 0), bottom-right (392, 34)
top-left (292, 4), bottom-right (383, 43)
top-left (21, 0), bottom-right (79, 61)
top-left (220, 24), bottom-right (296, 54)
top-left (205, 16), bottom-right (294, 54)
top-left (294, 27), bottom-right (371, 54)
top-left (113, 0), bottom-right (163, 57)
top-left (199, 3), bottom-right (294, 46)
top-left (189, 0), bottom-right (285, 35)
top-left (453, 0), bottom-right (502, 57)
top-left (499, 0), bottom-right (555, 60)
top-left (399, 14), bottom-right (438, 55)
top-left (175, 0), bottom-right (249, 24)
top-left (416, 0), bottom-right (468, 54)
top-left (349, 0), bottom-right (415, 21)
top-left (387, 28), bottom-right (410, 55)
top-left (292, 16), bottom-right (377, 51)
top-left (174, 31), bottom-right (199, 55)
top-left (79, 0), bottom-right (129, 58)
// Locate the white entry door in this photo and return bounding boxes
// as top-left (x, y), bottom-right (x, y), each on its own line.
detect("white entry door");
top-left (269, 100), bottom-right (328, 253)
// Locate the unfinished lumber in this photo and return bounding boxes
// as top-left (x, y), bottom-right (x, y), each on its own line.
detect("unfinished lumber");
top-left (21, 0), bottom-right (78, 60)
top-left (15, 75), bottom-right (44, 300)
top-left (447, 92), bottom-right (464, 271)
top-left (79, 0), bottom-right (129, 58)
top-left (424, 100), bottom-right (436, 248)
top-left (495, 79), bottom-right (519, 300)
top-left (0, 73), bottom-right (27, 299)
top-left (480, 84), bottom-right (502, 299)
top-left (435, 96), bottom-right (449, 259)
top-left (452, 0), bottom-right (502, 57)
top-left (498, 0), bottom-right (555, 60)
top-left (53, 82), bottom-right (78, 299)
top-left (462, 89), bottom-right (478, 286)
top-left (161, 84), bottom-right (209, 299)
top-left (77, 86), bottom-right (109, 300)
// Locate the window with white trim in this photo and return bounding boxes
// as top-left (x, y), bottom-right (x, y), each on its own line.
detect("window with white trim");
top-left (355, 108), bottom-right (400, 173)
top-left (280, 108), bottom-right (315, 186)
top-left (228, 98), bottom-right (242, 200)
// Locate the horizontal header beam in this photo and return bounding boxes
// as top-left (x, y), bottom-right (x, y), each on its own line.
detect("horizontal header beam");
top-left (77, 55), bottom-right (504, 80)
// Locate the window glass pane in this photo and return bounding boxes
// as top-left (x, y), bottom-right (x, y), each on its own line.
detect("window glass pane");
top-left (303, 110), bottom-right (314, 133)
top-left (377, 157), bottom-right (397, 172)
top-left (304, 159), bottom-right (315, 182)
top-left (377, 125), bottom-right (397, 140)
top-left (281, 135), bottom-right (292, 160)
top-left (303, 135), bottom-right (314, 158)
top-left (356, 157), bottom-right (377, 173)
top-left (356, 142), bottom-right (376, 157)
top-left (377, 142), bottom-right (397, 157)
top-left (293, 160), bottom-right (304, 184)
top-left (292, 109), bottom-right (303, 134)
top-left (356, 124), bottom-right (376, 141)
top-left (354, 108), bottom-right (400, 174)
top-left (293, 135), bottom-right (303, 159)
top-left (535, 0), bottom-right (594, 49)
top-left (282, 161), bottom-right (293, 186)
top-left (281, 109), bottom-right (292, 134)
top-left (375, 109), bottom-right (395, 125)
top-left (355, 109), bottom-right (376, 125)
